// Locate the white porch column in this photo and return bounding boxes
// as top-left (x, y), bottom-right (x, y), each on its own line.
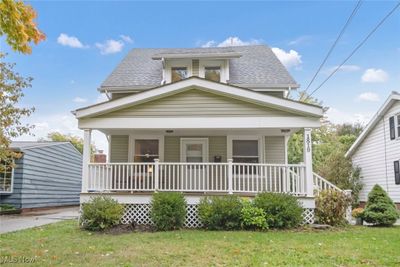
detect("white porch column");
top-left (303, 128), bottom-right (314, 197)
top-left (82, 129), bottom-right (92, 193)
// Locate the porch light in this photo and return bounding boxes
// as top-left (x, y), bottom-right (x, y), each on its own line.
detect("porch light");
top-left (148, 166), bottom-right (153, 173)
top-left (281, 129), bottom-right (290, 133)
top-left (166, 130), bottom-right (174, 133)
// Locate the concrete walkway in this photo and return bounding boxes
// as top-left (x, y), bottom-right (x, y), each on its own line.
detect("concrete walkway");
top-left (0, 206), bottom-right (79, 234)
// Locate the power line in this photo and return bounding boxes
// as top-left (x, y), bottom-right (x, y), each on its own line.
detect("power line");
top-left (308, 1), bottom-right (400, 98)
top-left (304, 0), bottom-right (363, 92)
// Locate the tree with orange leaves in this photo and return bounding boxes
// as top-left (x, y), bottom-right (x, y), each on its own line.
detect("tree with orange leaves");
top-left (0, 0), bottom-right (45, 54)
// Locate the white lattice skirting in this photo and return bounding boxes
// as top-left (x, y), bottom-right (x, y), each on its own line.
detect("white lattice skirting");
top-left (120, 204), bottom-right (314, 227)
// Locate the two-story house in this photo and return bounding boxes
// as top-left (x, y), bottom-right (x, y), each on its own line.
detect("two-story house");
top-left (346, 92), bottom-right (400, 208)
top-left (74, 45), bottom-right (339, 226)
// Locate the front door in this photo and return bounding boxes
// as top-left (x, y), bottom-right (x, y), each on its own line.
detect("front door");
top-left (180, 138), bottom-right (208, 190)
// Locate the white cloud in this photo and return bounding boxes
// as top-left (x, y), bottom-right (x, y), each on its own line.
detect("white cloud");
top-left (201, 40), bottom-right (217, 48)
top-left (200, 36), bottom-right (262, 48)
top-left (96, 39), bottom-right (124, 55)
top-left (73, 97), bottom-right (87, 103)
top-left (357, 92), bottom-right (380, 102)
top-left (288, 35), bottom-right (312, 46)
top-left (327, 65), bottom-right (361, 73)
top-left (57, 33), bottom-right (88, 48)
top-left (217, 37), bottom-right (262, 47)
top-left (120, 34), bottom-right (133, 44)
top-left (271, 47), bottom-right (302, 68)
top-left (361, 68), bottom-right (389, 83)
top-left (326, 107), bottom-right (372, 125)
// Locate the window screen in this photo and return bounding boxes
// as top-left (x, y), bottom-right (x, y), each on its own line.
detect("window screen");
top-left (134, 140), bottom-right (159, 162)
top-left (232, 140), bottom-right (259, 163)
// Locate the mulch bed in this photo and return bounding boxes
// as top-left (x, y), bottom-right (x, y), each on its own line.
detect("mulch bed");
top-left (102, 223), bottom-right (155, 235)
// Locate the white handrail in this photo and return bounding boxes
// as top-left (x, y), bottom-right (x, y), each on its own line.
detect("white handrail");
top-left (86, 162), bottom-right (308, 196)
top-left (313, 172), bottom-right (342, 192)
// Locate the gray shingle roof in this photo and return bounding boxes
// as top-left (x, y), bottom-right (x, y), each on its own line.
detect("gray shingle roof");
top-left (100, 45), bottom-right (298, 91)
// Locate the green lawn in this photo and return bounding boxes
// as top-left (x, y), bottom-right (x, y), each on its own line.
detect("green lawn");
top-left (1, 220), bottom-right (399, 266)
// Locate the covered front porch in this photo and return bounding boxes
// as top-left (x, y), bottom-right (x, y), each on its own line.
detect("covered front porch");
top-left (81, 128), bottom-right (318, 198)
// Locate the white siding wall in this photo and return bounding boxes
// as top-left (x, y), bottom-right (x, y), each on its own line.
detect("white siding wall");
top-left (352, 101), bottom-right (400, 203)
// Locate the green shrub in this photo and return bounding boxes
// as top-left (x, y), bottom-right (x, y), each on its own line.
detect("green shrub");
top-left (198, 195), bottom-right (243, 230)
top-left (315, 189), bottom-right (351, 226)
top-left (150, 192), bottom-right (187, 231)
top-left (0, 204), bottom-right (16, 211)
top-left (241, 200), bottom-right (268, 230)
top-left (80, 196), bottom-right (124, 231)
top-left (363, 184), bottom-right (399, 226)
top-left (254, 192), bottom-right (303, 229)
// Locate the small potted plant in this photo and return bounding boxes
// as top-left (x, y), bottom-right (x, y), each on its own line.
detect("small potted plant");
top-left (352, 207), bottom-right (364, 225)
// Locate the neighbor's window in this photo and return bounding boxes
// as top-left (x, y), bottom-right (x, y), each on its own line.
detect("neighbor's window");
top-left (204, 66), bottom-right (221, 82)
top-left (134, 140), bottom-right (159, 162)
top-left (394, 160), bottom-right (400, 185)
top-left (0, 159), bottom-right (14, 193)
top-left (171, 67), bottom-right (188, 82)
top-left (232, 140), bottom-right (259, 163)
top-left (389, 116), bottom-right (395, 140)
top-left (397, 115), bottom-right (400, 138)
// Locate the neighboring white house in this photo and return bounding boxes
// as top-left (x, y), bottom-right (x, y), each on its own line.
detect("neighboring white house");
top-left (73, 45), bottom-right (340, 226)
top-left (346, 92), bottom-right (400, 207)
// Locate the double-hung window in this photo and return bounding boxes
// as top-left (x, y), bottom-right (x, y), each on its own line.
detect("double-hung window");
top-left (232, 140), bottom-right (259, 163)
top-left (394, 161), bottom-right (400, 185)
top-left (389, 114), bottom-right (400, 140)
top-left (134, 140), bottom-right (159, 163)
top-left (0, 159), bottom-right (14, 193)
top-left (397, 115), bottom-right (400, 138)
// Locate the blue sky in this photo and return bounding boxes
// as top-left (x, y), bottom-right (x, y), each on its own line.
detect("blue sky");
top-left (4, 1), bottom-right (400, 151)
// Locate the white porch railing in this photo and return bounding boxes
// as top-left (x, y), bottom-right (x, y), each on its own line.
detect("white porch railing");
top-left (313, 172), bottom-right (342, 193)
top-left (87, 161), bottom-right (307, 196)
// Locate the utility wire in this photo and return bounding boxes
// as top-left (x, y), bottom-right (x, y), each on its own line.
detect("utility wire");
top-left (308, 1), bottom-right (400, 98)
top-left (304, 0), bottom-right (363, 92)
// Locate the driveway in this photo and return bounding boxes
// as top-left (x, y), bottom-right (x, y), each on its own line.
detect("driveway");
top-left (0, 206), bottom-right (79, 234)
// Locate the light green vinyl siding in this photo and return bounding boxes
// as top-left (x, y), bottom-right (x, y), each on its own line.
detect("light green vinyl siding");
top-left (192, 59), bottom-right (199, 76)
top-left (265, 136), bottom-right (286, 164)
top-left (164, 136), bottom-right (227, 162)
top-left (97, 89), bottom-right (298, 118)
top-left (110, 135), bottom-right (129, 162)
top-left (164, 136), bottom-right (180, 162)
top-left (110, 135), bottom-right (285, 164)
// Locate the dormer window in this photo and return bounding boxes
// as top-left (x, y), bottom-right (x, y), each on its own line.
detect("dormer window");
top-left (171, 67), bottom-right (187, 82)
top-left (199, 60), bottom-right (228, 83)
top-left (205, 66), bottom-right (221, 82)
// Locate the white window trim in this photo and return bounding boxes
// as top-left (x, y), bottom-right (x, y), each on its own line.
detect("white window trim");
top-left (129, 135), bottom-right (164, 162)
top-left (0, 160), bottom-right (14, 194)
top-left (396, 113), bottom-right (400, 139)
top-left (227, 135), bottom-right (264, 163)
top-left (199, 59), bottom-right (228, 83)
top-left (180, 138), bottom-right (209, 162)
top-left (164, 59), bottom-right (192, 84)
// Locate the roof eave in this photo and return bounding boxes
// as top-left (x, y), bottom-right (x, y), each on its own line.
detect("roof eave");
top-left (345, 92), bottom-right (400, 158)
top-left (75, 77), bottom-right (323, 119)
